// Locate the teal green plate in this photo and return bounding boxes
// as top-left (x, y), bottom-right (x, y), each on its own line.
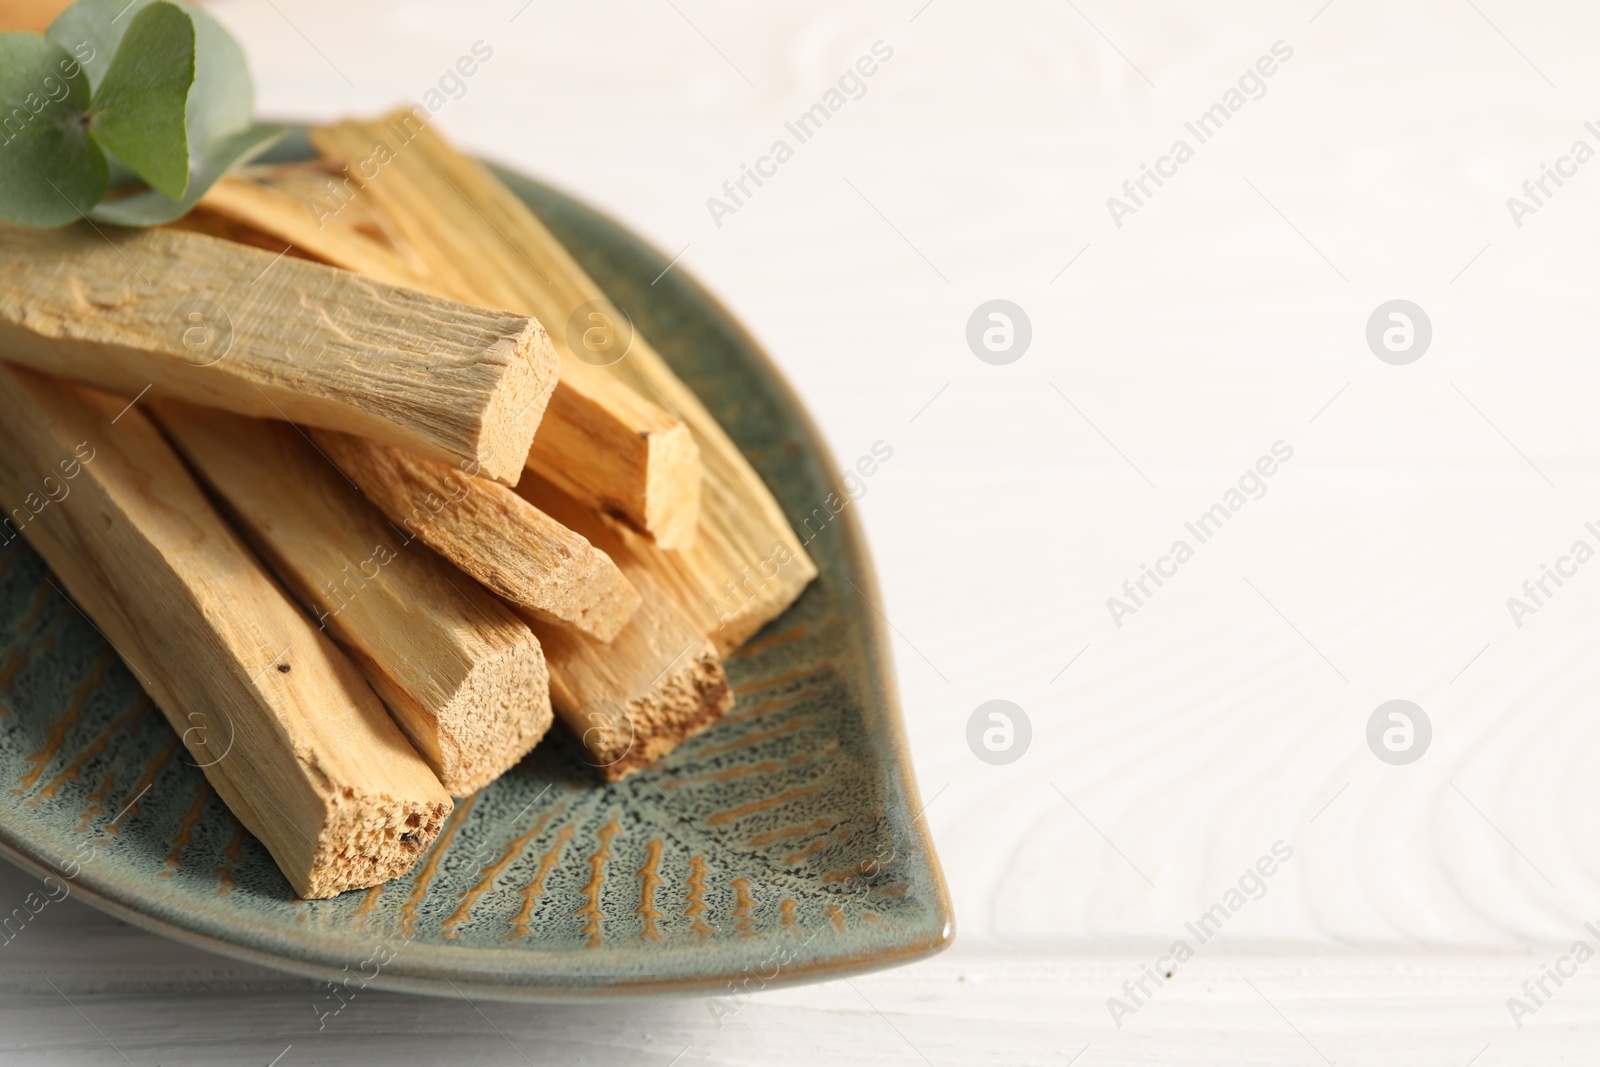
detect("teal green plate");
top-left (0, 132), bottom-right (952, 1000)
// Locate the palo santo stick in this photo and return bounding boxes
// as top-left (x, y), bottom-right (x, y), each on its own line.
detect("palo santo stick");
top-left (305, 116), bottom-right (702, 548)
top-left (200, 175), bottom-right (436, 289)
top-left (165, 201), bottom-right (321, 259)
top-left (309, 429), bottom-right (641, 642)
top-left (322, 117), bottom-right (817, 650)
top-left (0, 367), bottom-right (451, 898)
top-left (552, 291), bottom-right (818, 653)
top-left (203, 169), bottom-right (699, 549)
top-left (202, 131), bottom-right (814, 648)
top-left (0, 222), bottom-right (557, 484)
top-left (154, 402), bottom-right (553, 795)
top-left (206, 162), bottom-right (703, 554)
top-left (513, 472), bottom-right (732, 780)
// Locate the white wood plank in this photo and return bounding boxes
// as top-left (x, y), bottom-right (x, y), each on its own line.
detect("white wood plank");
top-left (5, 857), bottom-right (1599, 1064)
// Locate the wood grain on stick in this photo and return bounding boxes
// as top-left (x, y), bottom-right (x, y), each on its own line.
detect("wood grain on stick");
top-left (514, 473), bottom-right (732, 780)
top-left (199, 174), bottom-right (436, 288)
top-left (154, 402), bottom-right (553, 795)
top-left (0, 222), bottom-right (557, 484)
top-left (301, 117), bottom-right (816, 648)
top-left (202, 125), bottom-right (816, 650)
top-left (309, 429), bottom-right (641, 642)
top-left (304, 115), bottom-right (704, 548)
top-left (204, 169), bottom-right (701, 551)
top-left (0, 367), bottom-right (452, 898)
top-left (312, 120), bottom-right (812, 646)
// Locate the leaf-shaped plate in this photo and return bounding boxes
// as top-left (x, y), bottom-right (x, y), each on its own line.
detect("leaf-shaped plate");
top-left (0, 135), bottom-right (952, 1000)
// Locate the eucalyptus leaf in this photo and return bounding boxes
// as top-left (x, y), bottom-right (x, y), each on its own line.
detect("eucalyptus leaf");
top-left (90, 121), bottom-right (284, 226)
top-left (46, 0), bottom-right (139, 188)
top-left (177, 3), bottom-right (254, 147)
top-left (86, 1), bottom-right (194, 200)
top-left (23, 0), bottom-right (271, 228)
top-left (43, 0), bottom-right (124, 90)
top-left (50, 0), bottom-right (255, 179)
top-left (0, 32), bottom-right (107, 227)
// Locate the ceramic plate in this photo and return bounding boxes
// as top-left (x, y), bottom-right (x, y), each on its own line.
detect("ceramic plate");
top-left (0, 135), bottom-right (952, 1001)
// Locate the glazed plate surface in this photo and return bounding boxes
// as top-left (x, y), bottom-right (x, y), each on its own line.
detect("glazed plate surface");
top-left (0, 139), bottom-right (952, 1000)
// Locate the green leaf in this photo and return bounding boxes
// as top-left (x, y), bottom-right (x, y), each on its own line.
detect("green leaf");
top-left (0, 32), bottom-right (107, 227)
top-left (179, 3), bottom-right (255, 147)
top-left (91, 121), bottom-right (284, 226)
top-left (44, 0), bottom-right (124, 91)
top-left (48, 0), bottom-right (164, 187)
top-left (53, 0), bottom-right (267, 223)
top-left (50, 0), bottom-right (254, 145)
top-left (87, 1), bottom-right (195, 200)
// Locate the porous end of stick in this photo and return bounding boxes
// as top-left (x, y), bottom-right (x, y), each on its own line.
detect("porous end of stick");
top-left (644, 421), bottom-right (702, 549)
top-left (587, 646), bottom-right (733, 782)
top-left (301, 786), bottom-right (452, 899)
top-left (476, 317), bottom-right (559, 484)
top-left (433, 630), bottom-right (554, 796)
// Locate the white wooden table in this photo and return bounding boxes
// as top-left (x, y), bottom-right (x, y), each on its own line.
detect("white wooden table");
top-left (10, 0), bottom-right (1600, 1061)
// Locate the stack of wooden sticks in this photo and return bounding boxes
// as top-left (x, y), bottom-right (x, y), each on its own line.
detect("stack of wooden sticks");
top-left (0, 113), bottom-right (816, 900)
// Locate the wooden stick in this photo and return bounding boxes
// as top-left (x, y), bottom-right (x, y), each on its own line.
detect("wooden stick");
top-left (206, 171), bottom-right (707, 563)
top-left (363, 121), bottom-right (818, 651)
top-left (153, 401), bottom-right (553, 795)
top-left (164, 201), bottom-right (325, 260)
top-left (309, 429), bottom-right (641, 642)
top-left (513, 472), bottom-right (732, 780)
top-left (0, 0), bottom-right (72, 32)
top-left (203, 170), bottom-right (701, 549)
top-left (0, 222), bottom-right (557, 485)
top-left (199, 175), bottom-right (436, 290)
top-left (202, 130), bottom-right (816, 649)
top-left (301, 116), bottom-right (703, 549)
top-left (0, 368), bottom-right (452, 898)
